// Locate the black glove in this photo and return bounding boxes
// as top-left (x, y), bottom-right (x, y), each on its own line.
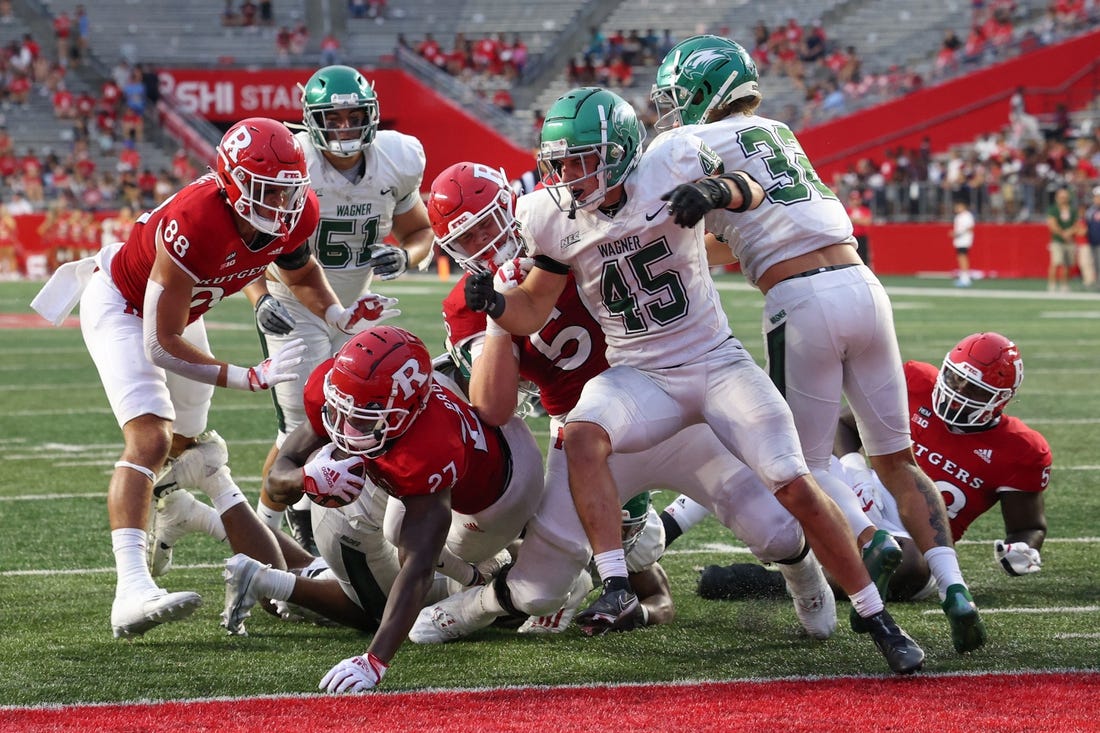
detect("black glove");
top-left (660, 177), bottom-right (733, 228)
top-left (255, 294), bottom-right (296, 336)
top-left (464, 271), bottom-right (505, 319)
top-left (369, 244), bottom-right (411, 281)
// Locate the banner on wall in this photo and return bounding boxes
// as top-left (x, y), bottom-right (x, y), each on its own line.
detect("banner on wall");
top-left (155, 68), bottom-right (536, 188)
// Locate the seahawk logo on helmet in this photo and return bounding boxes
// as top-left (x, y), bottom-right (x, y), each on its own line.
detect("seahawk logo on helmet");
top-left (651, 35), bottom-right (760, 129)
top-left (301, 65), bottom-right (380, 157)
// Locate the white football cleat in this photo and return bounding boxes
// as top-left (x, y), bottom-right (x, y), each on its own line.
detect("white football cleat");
top-left (152, 430), bottom-right (229, 498)
top-left (221, 553), bottom-right (267, 636)
top-left (777, 551), bottom-right (837, 640)
top-left (408, 585), bottom-right (496, 644)
top-left (111, 587), bottom-right (202, 639)
top-left (148, 489), bottom-right (219, 577)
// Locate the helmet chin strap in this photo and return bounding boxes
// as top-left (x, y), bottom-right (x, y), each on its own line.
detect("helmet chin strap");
top-left (568, 197), bottom-right (577, 220)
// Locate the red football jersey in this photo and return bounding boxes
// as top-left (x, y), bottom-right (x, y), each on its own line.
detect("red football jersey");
top-left (303, 359), bottom-right (508, 515)
top-left (111, 174), bottom-right (319, 323)
top-left (442, 271), bottom-right (609, 416)
top-left (904, 361), bottom-right (1052, 540)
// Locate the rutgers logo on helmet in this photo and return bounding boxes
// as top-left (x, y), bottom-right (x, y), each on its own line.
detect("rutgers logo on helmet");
top-left (428, 162), bottom-right (521, 273)
top-left (537, 87), bottom-right (645, 214)
top-left (301, 65), bottom-right (380, 157)
top-left (651, 35), bottom-right (760, 129)
top-left (932, 332), bottom-right (1023, 429)
top-left (216, 117), bottom-right (310, 237)
top-left (322, 326), bottom-right (433, 457)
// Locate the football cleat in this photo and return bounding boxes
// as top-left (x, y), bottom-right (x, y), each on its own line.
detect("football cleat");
top-left (574, 581), bottom-right (639, 636)
top-left (285, 504), bottom-right (318, 556)
top-left (777, 553), bottom-right (837, 640)
top-left (857, 608), bottom-right (925, 675)
top-left (153, 431), bottom-right (230, 498)
top-left (942, 583), bottom-right (987, 653)
top-left (221, 553), bottom-right (267, 636)
top-left (111, 587), bottom-right (202, 639)
top-left (848, 529), bottom-right (903, 630)
top-left (408, 585), bottom-right (497, 643)
top-left (518, 571), bottom-right (594, 634)
top-left (148, 489), bottom-right (216, 577)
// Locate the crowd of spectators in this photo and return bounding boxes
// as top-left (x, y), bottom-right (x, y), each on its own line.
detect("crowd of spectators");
top-left (406, 32), bottom-right (530, 114)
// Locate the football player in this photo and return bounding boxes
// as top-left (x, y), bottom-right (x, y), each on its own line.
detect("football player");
top-left (226, 326), bottom-right (544, 693)
top-left (30, 117), bottom-right (391, 638)
top-left (414, 161), bottom-right (836, 645)
top-left (695, 332), bottom-right (1050, 602)
top-left (462, 89), bottom-right (924, 674)
top-left (651, 36), bottom-right (986, 654)
top-left (244, 65), bottom-right (429, 552)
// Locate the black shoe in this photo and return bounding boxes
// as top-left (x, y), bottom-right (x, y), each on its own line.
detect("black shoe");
top-left (858, 609), bottom-right (925, 675)
top-left (697, 563), bottom-right (788, 601)
top-left (575, 580), bottom-right (639, 636)
top-left (286, 505), bottom-right (318, 556)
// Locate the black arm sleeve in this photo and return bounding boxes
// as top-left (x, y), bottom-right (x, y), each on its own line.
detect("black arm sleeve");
top-left (274, 242), bottom-right (312, 270)
top-left (532, 254), bottom-right (570, 275)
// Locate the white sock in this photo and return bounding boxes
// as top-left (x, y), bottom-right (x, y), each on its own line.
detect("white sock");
top-left (663, 495), bottom-right (710, 532)
top-left (291, 494), bottom-right (312, 512)
top-left (850, 583), bottom-right (885, 618)
top-left (252, 564), bottom-right (296, 602)
top-left (924, 546), bottom-right (965, 600)
top-left (255, 500), bottom-right (285, 531)
top-left (593, 549), bottom-right (628, 582)
top-left (112, 528), bottom-right (156, 597)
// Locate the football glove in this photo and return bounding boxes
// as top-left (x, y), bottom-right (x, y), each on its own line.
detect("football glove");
top-left (464, 270), bottom-right (505, 318)
top-left (661, 177), bottom-right (732, 228)
top-left (369, 244), bottom-right (410, 281)
top-left (229, 338), bottom-right (307, 391)
top-left (254, 294), bottom-right (295, 336)
top-left (994, 540), bottom-right (1041, 576)
top-left (325, 294), bottom-right (401, 335)
top-left (302, 444), bottom-right (366, 508)
top-left (493, 257), bottom-right (533, 292)
top-left (320, 652), bottom-right (388, 693)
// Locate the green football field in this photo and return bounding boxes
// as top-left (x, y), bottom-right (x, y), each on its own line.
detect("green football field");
top-left (0, 274), bottom-right (1097, 706)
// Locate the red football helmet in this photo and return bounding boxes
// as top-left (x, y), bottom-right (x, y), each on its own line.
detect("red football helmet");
top-left (428, 162), bottom-right (521, 273)
top-left (932, 332), bottom-right (1023, 428)
top-left (216, 117), bottom-right (310, 236)
top-left (322, 326), bottom-right (434, 457)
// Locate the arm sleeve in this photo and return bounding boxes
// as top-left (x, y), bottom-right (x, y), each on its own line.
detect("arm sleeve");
top-left (142, 279), bottom-right (223, 385)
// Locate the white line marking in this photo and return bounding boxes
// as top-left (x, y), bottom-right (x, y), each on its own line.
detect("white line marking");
top-left (921, 606), bottom-right (1099, 615)
top-left (1054, 633), bottom-right (1100, 639)
top-left (0, 563), bottom-right (222, 577)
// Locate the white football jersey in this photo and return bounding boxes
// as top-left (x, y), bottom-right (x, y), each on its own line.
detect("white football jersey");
top-left (517, 132), bottom-right (731, 370)
top-left (675, 115), bottom-right (855, 286)
top-left (270, 129), bottom-right (425, 305)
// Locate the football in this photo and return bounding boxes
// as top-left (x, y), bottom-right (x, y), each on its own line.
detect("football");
top-left (304, 444), bottom-right (367, 508)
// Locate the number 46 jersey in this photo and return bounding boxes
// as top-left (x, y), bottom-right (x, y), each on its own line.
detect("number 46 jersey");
top-left (678, 115), bottom-right (855, 287)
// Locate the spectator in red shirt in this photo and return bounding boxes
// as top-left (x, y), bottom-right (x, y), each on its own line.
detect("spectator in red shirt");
top-left (116, 141), bottom-right (140, 174)
top-left (171, 149), bottom-right (196, 182)
top-left (53, 83), bottom-right (75, 119)
top-left (847, 190), bottom-right (873, 266)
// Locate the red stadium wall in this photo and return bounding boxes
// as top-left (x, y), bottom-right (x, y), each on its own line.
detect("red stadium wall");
top-left (156, 68), bottom-right (536, 187)
top-left (866, 222), bottom-right (1049, 277)
top-left (800, 29), bottom-right (1100, 182)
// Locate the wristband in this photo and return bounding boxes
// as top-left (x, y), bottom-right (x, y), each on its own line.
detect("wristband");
top-left (225, 364), bottom-right (253, 391)
top-left (721, 172), bottom-right (754, 213)
top-left (485, 292), bottom-right (506, 320)
top-left (485, 317), bottom-right (509, 337)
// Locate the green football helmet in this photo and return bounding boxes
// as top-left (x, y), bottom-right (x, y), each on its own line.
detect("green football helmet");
top-left (651, 35), bottom-right (760, 129)
top-left (621, 492), bottom-right (652, 555)
top-left (537, 87), bottom-right (646, 213)
top-left (301, 65), bottom-right (380, 157)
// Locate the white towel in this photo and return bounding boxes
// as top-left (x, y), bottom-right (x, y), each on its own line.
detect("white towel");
top-left (29, 256), bottom-right (98, 326)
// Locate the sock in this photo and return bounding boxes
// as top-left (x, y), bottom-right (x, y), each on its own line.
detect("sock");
top-left (662, 495), bottom-right (710, 534)
top-left (592, 549), bottom-right (628, 583)
top-left (112, 527), bottom-right (156, 597)
top-left (924, 546), bottom-right (966, 600)
top-left (200, 466), bottom-right (248, 515)
top-left (255, 500), bottom-right (285, 531)
top-left (291, 494), bottom-right (312, 512)
top-left (252, 564), bottom-right (296, 602)
top-left (850, 583), bottom-right (885, 618)
top-left (195, 500), bottom-right (228, 542)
